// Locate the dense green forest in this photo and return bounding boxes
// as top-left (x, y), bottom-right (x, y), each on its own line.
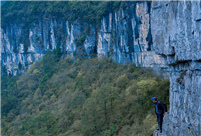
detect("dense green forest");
top-left (1, 1), bottom-right (123, 28)
top-left (2, 50), bottom-right (169, 136)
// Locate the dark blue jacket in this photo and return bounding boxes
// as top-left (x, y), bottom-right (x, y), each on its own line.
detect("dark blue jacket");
top-left (154, 100), bottom-right (167, 115)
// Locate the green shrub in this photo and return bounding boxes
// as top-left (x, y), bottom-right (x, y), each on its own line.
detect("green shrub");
top-left (24, 62), bottom-right (28, 66)
top-left (2, 1), bottom-right (123, 29)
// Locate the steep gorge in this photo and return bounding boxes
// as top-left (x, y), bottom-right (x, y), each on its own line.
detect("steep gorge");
top-left (1, 1), bottom-right (201, 136)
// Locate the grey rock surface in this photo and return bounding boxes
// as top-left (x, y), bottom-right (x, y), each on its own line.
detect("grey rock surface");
top-left (1, 1), bottom-right (201, 135)
top-left (1, 1), bottom-right (167, 75)
top-left (151, 1), bottom-right (201, 136)
top-left (153, 128), bottom-right (163, 136)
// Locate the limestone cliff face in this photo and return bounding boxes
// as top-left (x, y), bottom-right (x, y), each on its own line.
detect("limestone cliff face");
top-left (1, 1), bottom-right (166, 75)
top-left (1, 1), bottom-right (201, 135)
top-left (1, 20), bottom-right (83, 75)
top-left (152, 1), bottom-right (201, 136)
top-left (97, 2), bottom-right (165, 68)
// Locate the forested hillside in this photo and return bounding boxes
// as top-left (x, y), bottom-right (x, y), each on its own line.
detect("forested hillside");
top-left (2, 51), bottom-right (169, 136)
top-left (1, 1), bottom-right (122, 28)
top-left (2, 1), bottom-right (201, 135)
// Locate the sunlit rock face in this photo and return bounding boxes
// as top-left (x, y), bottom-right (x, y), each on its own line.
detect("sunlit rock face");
top-left (1, 1), bottom-right (167, 75)
top-left (152, 1), bottom-right (201, 136)
top-left (97, 2), bottom-right (166, 69)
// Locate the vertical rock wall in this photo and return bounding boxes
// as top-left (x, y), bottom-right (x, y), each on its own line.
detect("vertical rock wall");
top-left (151, 1), bottom-right (201, 135)
top-left (97, 2), bottom-right (166, 68)
top-left (1, 20), bottom-right (83, 75)
top-left (1, 1), bottom-right (167, 75)
top-left (1, 1), bottom-right (201, 135)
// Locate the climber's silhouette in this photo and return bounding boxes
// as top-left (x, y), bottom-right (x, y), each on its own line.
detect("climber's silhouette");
top-left (152, 97), bottom-right (167, 133)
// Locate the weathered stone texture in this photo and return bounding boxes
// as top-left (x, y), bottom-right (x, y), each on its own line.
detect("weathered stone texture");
top-left (152, 1), bottom-right (201, 135)
top-left (1, 1), bottom-right (166, 75)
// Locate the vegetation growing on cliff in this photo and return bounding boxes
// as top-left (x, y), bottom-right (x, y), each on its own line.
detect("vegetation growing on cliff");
top-left (1, 1), bottom-right (125, 53)
top-left (2, 52), bottom-right (169, 136)
top-left (1, 1), bottom-right (122, 28)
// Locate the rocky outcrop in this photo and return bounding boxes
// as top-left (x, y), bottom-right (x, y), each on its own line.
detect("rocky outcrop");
top-left (151, 1), bottom-right (201, 135)
top-left (1, 1), bottom-right (201, 135)
top-left (153, 128), bottom-right (163, 136)
top-left (1, 1), bottom-right (167, 75)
